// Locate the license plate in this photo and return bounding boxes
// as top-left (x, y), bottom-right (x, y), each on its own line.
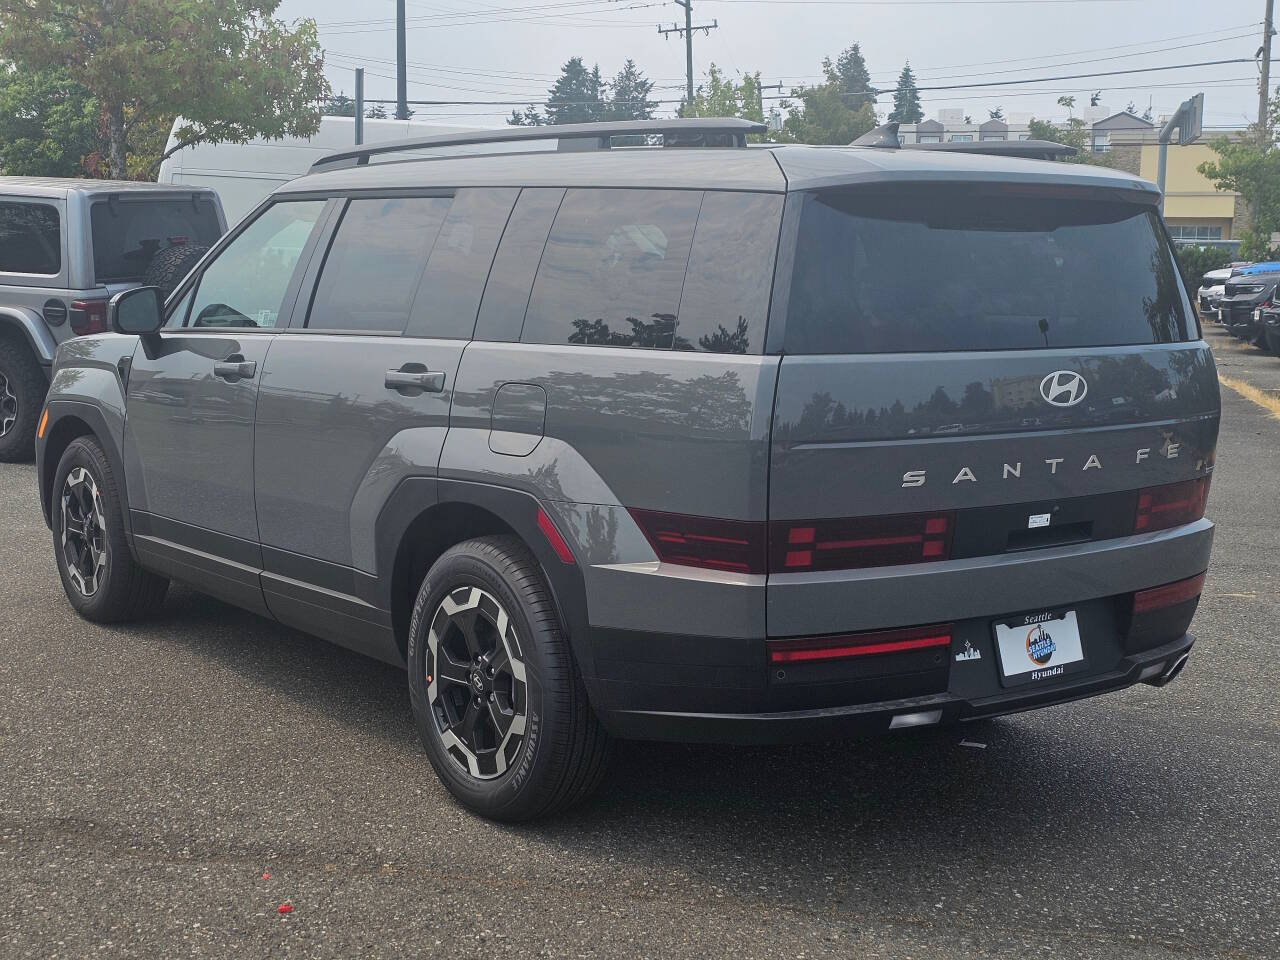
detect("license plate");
top-left (993, 610), bottom-right (1087, 686)
top-left (1255, 309), bottom-right (1262, 321)
top-left (1218, 309), bottom-right (1224, 321)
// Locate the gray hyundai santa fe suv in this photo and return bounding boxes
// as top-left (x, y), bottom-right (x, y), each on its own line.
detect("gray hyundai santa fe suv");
top-left (35, 119), bottom-right (1218, 820)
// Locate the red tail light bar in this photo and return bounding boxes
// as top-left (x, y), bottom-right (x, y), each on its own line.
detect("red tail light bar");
top-left (768, 623), bottom-right (953, 664)
top-left (628, 509), bottom-right (956, 576)
top-left (1135, 476), bottom-right (1210, 534)
top-left (1132, 572), bottom-right (1206, 614)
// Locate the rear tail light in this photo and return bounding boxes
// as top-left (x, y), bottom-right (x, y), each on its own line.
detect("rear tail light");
top-left (69, 299), bottom-right (109, 336)
top-left (767, 623), bottom-right (953, 664)
top-left (629, 509), bottom-right (766, 574)
top-left (769, 512), bottom-right (954, 573)
top-left (1134, 476), bottom-right (1210, 533)
top-left (1132, 572), bottom-right (1206, 615)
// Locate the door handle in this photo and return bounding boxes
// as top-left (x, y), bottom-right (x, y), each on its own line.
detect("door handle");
top-left (213, 356), bottom-right (256, 380)
top-left (385, 366), bottom-right (445, 393)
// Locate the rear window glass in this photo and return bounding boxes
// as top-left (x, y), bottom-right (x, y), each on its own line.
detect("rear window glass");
top-left (0, 202), bottom-right (60, 274)
top-left (783, 187), bottom-right (1190, 354)
top-left (91, 197), bottom-right (222, 283)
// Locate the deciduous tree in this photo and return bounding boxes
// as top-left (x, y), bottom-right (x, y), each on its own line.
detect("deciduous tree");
top-left (0, 64), bottom-right (98, 176)
top-left (0, 0), bottom-right (328, 179)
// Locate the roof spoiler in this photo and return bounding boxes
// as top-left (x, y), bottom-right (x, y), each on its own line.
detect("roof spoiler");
top-left (309, 118), bottom-right (767, 173)
top-left (852, 122), bottom-right (1078, 161)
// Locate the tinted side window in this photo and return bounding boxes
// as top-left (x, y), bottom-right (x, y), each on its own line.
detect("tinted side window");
top-left (522, 188), bottom-right (702, 349)
top-left (188, 200), bottom-right (325, 329)
top-left (90, 197), bottom-right (222, 283)
top-left (474, 188), bottom-right (564, 343)
top-left (406, 188), bottom-right (518, 339)
top-left (676, 192), bottom-right (782, 354)
top-left (308, 197), bottom-right (451, 333)
top-left (0, 202), bottom-right (60, 275)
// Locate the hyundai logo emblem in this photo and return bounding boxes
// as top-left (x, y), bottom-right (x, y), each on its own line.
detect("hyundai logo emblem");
top-left (1040, 370), bottom-right (1088, 407)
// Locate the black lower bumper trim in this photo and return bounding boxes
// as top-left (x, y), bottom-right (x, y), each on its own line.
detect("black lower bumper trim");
top-left (600, 633), bottom-right (1194, 744)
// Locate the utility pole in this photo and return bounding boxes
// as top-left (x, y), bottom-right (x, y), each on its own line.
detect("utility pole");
top-left (758, 81), bottom-right (783, 126)
top-left (658, 1), bottom-right (718, 110)
top-left (1260, 0), bottom-right (1276, 142)
top-left (354, 68), bottom-right (365, 145)
top-left (396, 0), bottom-right (409, 120)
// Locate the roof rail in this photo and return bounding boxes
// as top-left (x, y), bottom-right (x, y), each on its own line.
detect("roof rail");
top-left (309, 117), bottom-right (767, 173)
top-left (851, 121), bottom-right (1077, 161)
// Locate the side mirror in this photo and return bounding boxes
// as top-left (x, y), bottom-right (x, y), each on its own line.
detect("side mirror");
top-left (109, 286), bottom-right (165, 336)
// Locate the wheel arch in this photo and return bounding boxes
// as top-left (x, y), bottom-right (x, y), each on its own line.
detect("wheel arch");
top-left (38, 402), bottom-right (130, 540)
top-left (377, 478), bottom-right (595, 681)
top-left (0, 307), bottom-right (57, 367)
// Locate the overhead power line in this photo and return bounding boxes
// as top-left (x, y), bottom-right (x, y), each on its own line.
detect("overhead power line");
top-left (914, 58), bottom-right (1254, 92)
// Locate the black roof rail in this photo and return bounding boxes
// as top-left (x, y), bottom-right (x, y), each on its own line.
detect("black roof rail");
top-left (309, 117), bottom-right (767, 173)
top-left (851, 121), bottom-right (1077, 161)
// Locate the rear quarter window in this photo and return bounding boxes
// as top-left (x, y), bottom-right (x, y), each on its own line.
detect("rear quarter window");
top-left (0, 202), bottom-right (61, 275)
top-left (782, 186), bottom-right (1191, 354)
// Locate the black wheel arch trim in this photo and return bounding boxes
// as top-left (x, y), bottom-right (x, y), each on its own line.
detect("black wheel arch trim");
top-left (37, 401), bottom-right (132, 546)
top-left (375, 477), bottom-right (597, 685)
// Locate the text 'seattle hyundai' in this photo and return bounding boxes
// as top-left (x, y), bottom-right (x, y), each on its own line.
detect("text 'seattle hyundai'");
top-left (35, 119), bottom-right (1217, 819)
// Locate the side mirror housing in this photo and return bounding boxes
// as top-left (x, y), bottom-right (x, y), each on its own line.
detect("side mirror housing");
top-left (109, 286), bottom-right (165, 336)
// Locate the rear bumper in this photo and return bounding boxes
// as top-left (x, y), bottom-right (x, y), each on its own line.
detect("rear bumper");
top-left (601, 633), bottom-right (1194, 744)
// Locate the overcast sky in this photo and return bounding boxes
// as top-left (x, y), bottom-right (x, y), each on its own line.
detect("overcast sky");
top-left (276, 0), bottom-right (1269, 130)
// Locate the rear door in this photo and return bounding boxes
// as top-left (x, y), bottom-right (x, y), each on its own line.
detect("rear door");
top-left (252, 189), bottom-right (517, 656)
top-left (766, 184), bottom-right (1220, 638)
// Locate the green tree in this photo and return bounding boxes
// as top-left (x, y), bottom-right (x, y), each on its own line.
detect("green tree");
top-left (1199, 136), bottom-right (1280, 259)
top-left (780, 55), bottom-right (877, 145)
top-left (0, 64), bottom-right (98, 176)
top-left (603, 59), bottom-right (655, 121)
top-left (1029, 115), bottom-right (1120, 168)
top-left (547, 57), bottom-right (604, 125)
top-left (833, 43), bottom-right (874, 107)
top-left (888, 63), bottom-right (922, 124)
top-left (683, 63), bottom-right (742, 118)
top-left (324, 93), bottom-right (356, 118)
top-left (0, 0), bottom-right (328, 179)
top-left (988, 106), bottom-right (1005, 121)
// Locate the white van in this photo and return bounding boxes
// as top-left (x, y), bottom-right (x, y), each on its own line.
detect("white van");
top-left (157, 117), bottom-right (477, 225)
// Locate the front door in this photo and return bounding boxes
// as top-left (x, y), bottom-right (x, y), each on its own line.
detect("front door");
top-left (122, 199), bottom-right (329, 612)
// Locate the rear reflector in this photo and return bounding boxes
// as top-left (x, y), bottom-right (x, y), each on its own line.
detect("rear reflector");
top-left (629, 509), bottom-right (766, 574)
top-left (1135, 476), bottom-right (1209, 533)
top-left (536, 507), bottom-right (575, 565)
top-left (769, 511), bottom-right (954, 573)
top-left (69, 299), bottom-right (108, 336)
top-left (767, 623), bottom-right (953, 664)
top-left (1132, 572), bottom-right (1206, 614)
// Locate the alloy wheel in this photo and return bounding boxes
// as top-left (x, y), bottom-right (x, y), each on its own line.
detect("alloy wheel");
top-left (60, 467), bottom-right (108, 597)
top-left (425, 585), bottom-right (529, 779)
top-left (0, 371), bottom-right (16, 438)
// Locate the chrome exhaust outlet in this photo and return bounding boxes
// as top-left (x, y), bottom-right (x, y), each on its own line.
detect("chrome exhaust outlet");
top-left (1144, 652), bottom-right (1190, 688)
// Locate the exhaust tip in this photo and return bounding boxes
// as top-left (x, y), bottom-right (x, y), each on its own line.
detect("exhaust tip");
top-left (1144, 652), bottom-right (1190, 688)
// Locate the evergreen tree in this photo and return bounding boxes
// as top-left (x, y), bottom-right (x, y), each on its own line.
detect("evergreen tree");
top-left (324, 92), bottom-right (355, 117)
top-left (988, 106), bottom-right (1004, 121)
top-left (544, 57), bottom-right (604, 125)
top-left (604, 59), bottom-right (655, 120)
top-left (834, 43), bottom-right (874, 107)
top-left (888, 63), bottom-right (922, 124)
top-left (780, 55), bottom-right (876, 145)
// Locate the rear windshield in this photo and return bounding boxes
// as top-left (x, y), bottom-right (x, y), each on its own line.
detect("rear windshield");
top-left (91, 197), bottom-right (222, 283)
top-left (783, 187), bottom-right (1190, 354)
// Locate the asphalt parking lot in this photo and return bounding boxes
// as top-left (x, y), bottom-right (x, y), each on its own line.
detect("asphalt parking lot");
top-left (1, 325), bottom-right (1277, 960)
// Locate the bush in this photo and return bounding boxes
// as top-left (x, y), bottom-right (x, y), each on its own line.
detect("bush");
top-left (1174, 244), bottom-right (1235, 291)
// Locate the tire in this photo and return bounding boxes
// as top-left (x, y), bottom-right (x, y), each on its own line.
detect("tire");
top-left (51, 435), bottom-right (168, 622)
top-left (1266, 329), bottom-right (1280, 356)
top-left (143, 243), bottom-right (209, 297)
top-left (407, 536), bottom-right (611, 821)
top-left (0, 335), bottom-right (45, 463)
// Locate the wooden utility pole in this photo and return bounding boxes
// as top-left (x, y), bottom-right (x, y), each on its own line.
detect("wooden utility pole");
top-left (658, 1), bottom-right (718, 110)
top-left (1260, 0), bottom-right (1275, 142)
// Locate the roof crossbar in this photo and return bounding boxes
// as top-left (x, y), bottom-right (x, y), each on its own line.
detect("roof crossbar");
top-left (310, 118), bottom-right (767, 173)
top-left (851, 121), bottom-right (1078, 161)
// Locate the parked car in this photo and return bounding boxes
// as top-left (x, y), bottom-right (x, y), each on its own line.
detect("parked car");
top-left (1217, 272), bottom-right (1280, 344)
top-left (1197, 267), bottom-right (1234, 318)
top-left (35, 119), bottom-right (1217, 820)
top-left (1259, 301), bottom-right (1280, 354)
top-left (0, 178), bottom-right (225, 461)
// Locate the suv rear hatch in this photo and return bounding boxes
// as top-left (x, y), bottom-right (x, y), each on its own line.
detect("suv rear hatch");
top-left (89, 192), bottom-right (222, 292)
top-left (765, 181), bottom-right (1218, 648)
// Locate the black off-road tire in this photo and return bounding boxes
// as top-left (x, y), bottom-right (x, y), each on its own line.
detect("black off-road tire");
top-left (143, 243), bottom-right (209, 297)
top-left (52, 436), bottom-right (168, 622)
top-left (0, 335), bottom-right (45, 463)
top-left (407, 536), bottom-right (611, 821)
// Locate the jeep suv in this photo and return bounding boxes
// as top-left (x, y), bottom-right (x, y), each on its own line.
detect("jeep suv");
top-left (34, 120), bottom-right (1218, 820)
top-left (0, 178), bottom-right (224, 461)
